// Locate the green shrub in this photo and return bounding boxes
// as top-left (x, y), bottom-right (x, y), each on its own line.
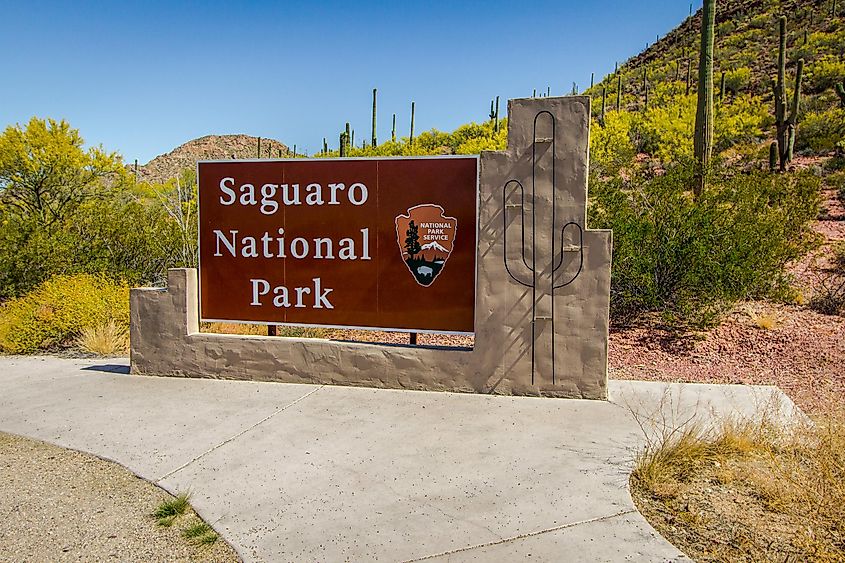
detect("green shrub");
top-left (798, 107), bottom-right (845, 153)
top-left (588, 164), bottom-right (821, 327)
top-left (636, 91), bottom-right (696, 163)
top-left (0, 181), bottom-right (194, 300)
top-left (0, 274), bottom-right (129, 353)
top-left (723, 67), bottom-right (752, 94)
top-left (590, 111), bottom-right (638, 175)
top-left (806, 56), bottom-right (845, 93)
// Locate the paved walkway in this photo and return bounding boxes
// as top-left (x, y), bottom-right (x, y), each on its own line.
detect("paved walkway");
top-left (0, 356), bottom-right (797, 561)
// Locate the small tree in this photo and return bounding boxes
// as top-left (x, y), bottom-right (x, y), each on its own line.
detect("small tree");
top-left (405, 220), bottom-right (421, 259)
top-left (0, 117), bottom-right (123, 227)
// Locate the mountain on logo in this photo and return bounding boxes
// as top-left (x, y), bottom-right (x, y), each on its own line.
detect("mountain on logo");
top-left (421, 241), bottom-right (448, 252)
top-left (419, 241), bottom-right (449, 262)
top-left (395, 204), bottom-right (458, 287)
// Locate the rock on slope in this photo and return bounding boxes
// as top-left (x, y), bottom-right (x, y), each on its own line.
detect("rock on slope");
top-left (135, 134), bottom-right (289, 184)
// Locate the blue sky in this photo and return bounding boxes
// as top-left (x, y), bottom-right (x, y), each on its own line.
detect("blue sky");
top-left (1, 0), bottom-right (698, 162)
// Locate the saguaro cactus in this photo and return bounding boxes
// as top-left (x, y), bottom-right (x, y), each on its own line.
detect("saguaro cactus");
top-left (773, 16), bottom-right (804, 171)
top-left (494, 96), bottom-right (500, 133)
top-left (601, 87), bottom-right (607, 124)
top-left (490, 100), bottom-right (495, 121)
top-left (616, 74), bottom-right (622, 111)
top-left (693, 0), bottom-right (716, 196)
top-left (344, 123), bottom-right (351, 153)
top-left (686, 58), bottom-right (692, 95)
top-left (719, 70), bottom-right (726, 101)
top-left (590, 72), bottom-right (594, 89)
top-left (257, 137), bottom-right (262, 158)
top-left (339, 132), bottom-right (347, 157)
top-left (769, 142), bottom-right (778, 172)
top-left (410, 102), bottom-right (415, 145)
top-left (371, 88), bottom-right (377, 147)
top-left (322, 138), bottom-right (327, 155)
top-left (392, 113), bottom-right (396, 141)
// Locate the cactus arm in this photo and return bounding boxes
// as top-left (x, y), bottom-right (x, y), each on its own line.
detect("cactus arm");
top-left (502, 180), bottom-right (533, 287)
top-left (789, 58), bottom-right (804, 125)
top-left (553, 222), bottom-right (584, 289)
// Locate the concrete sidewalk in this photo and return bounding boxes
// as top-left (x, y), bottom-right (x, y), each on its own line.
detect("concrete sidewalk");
top-left (0, 356), bottom-right (795, 562)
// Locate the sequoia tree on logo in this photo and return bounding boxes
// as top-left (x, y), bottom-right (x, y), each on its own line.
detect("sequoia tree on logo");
top-left (395, 204), bottom-right (457, 286)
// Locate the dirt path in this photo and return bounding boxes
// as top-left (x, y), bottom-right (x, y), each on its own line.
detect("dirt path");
top-left (0, 432), bottom-right (239, 562)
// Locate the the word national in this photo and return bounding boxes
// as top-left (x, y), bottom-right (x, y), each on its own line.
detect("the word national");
top-left (212, 228), bottom-right (371, 261)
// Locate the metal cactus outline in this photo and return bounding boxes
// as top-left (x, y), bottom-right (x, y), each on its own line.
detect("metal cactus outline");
top-left (503, 110), bottom-right (584, 386)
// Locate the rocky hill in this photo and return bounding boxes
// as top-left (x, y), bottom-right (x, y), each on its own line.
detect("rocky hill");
top-left (134, 135), bottom-right (290, 184)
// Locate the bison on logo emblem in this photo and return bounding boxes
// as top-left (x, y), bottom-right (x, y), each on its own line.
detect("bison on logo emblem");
top-left (395, 204), bottom-right (457, 287)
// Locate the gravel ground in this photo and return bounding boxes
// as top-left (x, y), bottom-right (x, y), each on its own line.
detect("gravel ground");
top-left (0, 432), bottom-right (239, 562)
top-left (609, 304), bottom-right (845, 414)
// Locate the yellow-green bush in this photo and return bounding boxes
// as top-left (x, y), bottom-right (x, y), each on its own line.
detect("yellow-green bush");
top-left (799, 107), bottom-right (845, 153)
top-left (0, 274), bottom-right (129, 354)
top-left (723, 67), bottom-right (752, 94)
top-left (590, 110), bottom-right (638, 175)
top-left (806, 56), bottom-right (845, 93)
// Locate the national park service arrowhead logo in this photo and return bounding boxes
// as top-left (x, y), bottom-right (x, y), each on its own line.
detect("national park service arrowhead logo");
top-left (395, 204), bottom-right (457, 287)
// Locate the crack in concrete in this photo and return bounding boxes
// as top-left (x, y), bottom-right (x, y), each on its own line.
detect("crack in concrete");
top-left (404, 509), bottom-right (637, 562)
top-left (155, 385), bottom-right (325, 482)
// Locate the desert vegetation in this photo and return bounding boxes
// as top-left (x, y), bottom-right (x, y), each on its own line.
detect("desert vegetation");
top-left (630, 395), bottom-right (845, 560)
top-left (0, 0), bottom-right (842, 354)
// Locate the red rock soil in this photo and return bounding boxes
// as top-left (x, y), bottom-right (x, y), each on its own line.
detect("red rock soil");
top-left (330, 163), bottom-right (844, 414)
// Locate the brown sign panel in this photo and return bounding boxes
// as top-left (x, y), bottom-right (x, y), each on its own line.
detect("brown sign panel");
top-left (197, 157), bottom-right (478, 333)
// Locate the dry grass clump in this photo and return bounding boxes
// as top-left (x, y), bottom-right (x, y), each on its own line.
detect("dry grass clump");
top-left (200, 322), bottom-right (268, 336)
top-left (631, 404), bottom-right (845, 561)
top-left (76, 320), bottom-right (129, 355)
top-left (746, 308), bottom-right (782, 330)
top-left (200, 322), bottom-right (329, 339)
